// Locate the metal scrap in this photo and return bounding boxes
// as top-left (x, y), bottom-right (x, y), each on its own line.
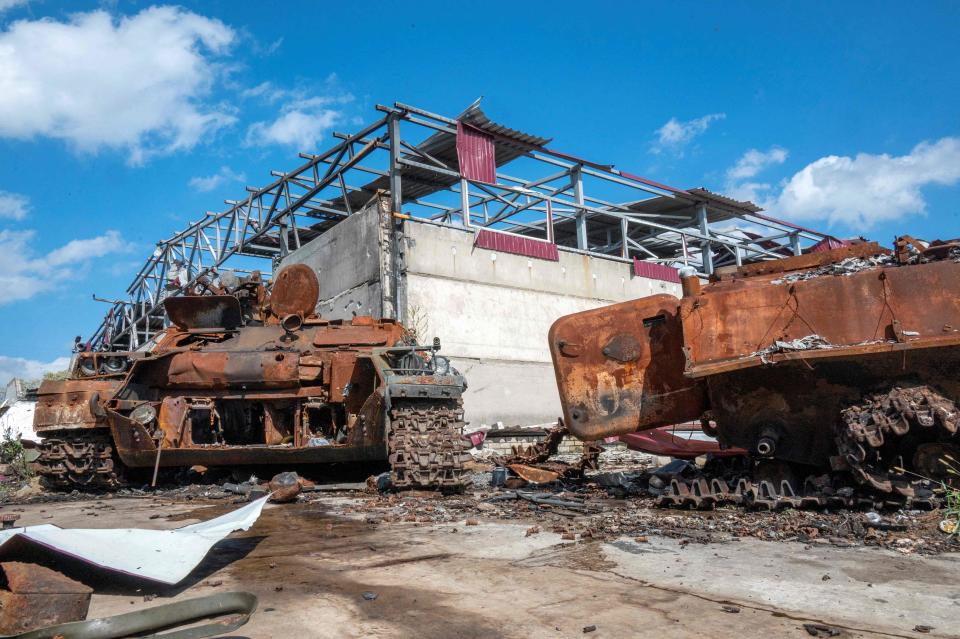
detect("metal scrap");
top-left (750, 334), bottom-right (833, 363)
top-left (3, 591), bottom-right (257, 639)
top-left (771, 254), bottom-right (894, 284)
top-left (0, 562), bottom-right (92, 635)
top-left (508, 464), bottom-right (561, 484)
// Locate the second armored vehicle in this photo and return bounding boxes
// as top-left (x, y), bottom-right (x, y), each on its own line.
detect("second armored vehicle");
top-left (550, 237), bottom-right (960, 507)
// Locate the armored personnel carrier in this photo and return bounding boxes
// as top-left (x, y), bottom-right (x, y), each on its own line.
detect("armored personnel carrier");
top-left (34, 264), bottom-right (470, 491)
top-left (549, 236), bottom-right (960, 508)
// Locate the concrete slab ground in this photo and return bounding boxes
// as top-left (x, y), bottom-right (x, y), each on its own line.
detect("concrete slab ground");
top-left (6, 496), bottom-right (955, 638)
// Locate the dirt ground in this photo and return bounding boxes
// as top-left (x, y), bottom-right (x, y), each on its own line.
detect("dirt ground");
top-left (4, 486), bottom-right (958, 639)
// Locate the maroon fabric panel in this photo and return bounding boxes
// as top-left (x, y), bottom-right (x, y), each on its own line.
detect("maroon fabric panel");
top-left (474, 229), bottom-right (559, 261)
top-left (633, 258), bottom-right (681, 283)
top-left (456, 121), bottom-right (496, 183)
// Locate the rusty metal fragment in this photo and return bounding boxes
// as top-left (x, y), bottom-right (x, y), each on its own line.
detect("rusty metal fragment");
top-left (508, 463), bottom-right (561, 484)
top-left (0, 562), bottom-right (92, 634)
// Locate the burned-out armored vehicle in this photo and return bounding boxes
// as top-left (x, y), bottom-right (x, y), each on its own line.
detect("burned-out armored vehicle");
top-left (550, 237), bottom-right (960, 508)
top-left (34, 265), bottom-right (470, 491)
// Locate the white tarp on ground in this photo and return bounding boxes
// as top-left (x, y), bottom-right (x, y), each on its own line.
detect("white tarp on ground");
top-left (0, 495), bottom-right (269, 585)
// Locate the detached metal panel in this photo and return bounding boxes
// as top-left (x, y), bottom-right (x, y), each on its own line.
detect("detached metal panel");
top-left (632, 259), bottom-right (680, 283)
top-left (456, 121), bottom-right (496, 184)
top-left (474, 229), bottom-right (559, 261)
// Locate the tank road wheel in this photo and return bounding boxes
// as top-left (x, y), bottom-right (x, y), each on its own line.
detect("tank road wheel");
top-left (838, 385), bottom-right (959, 497)
top-left (387, 400), bottom-right (472, 492)
top-left (37, 430), bottom-right (126, 490)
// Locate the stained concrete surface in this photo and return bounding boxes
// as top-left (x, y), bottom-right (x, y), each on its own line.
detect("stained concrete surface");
top-left (6, 496), bottom-right (955, 638)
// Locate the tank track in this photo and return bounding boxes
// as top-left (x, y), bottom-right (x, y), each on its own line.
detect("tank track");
top-left (838, 385), bottom-right (958, 495)
top-left (387, 399), bottom-right (472, 492)
top-left (36, 430), bottom-right (126, 490)
top-left (655, 474), bottom-right (937, 511)
top-left (657, 385), bottom-right (957, 511)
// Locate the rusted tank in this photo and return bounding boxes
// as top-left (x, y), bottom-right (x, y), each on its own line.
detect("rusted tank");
top-left (550, 236), bottom-right (960, 504)
top-left (34, 264), bottom-right (470, 491)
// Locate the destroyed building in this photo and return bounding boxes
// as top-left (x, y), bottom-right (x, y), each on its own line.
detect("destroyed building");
top-left (86, 101), bottom-right (834, 430)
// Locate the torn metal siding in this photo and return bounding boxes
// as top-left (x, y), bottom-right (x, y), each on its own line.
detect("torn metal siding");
top-left (474, 229), bottom-right (559, 261)
top-left (632, 259), bottom-right (680, 283)
top-left (456, 121), bottom-right (497, 184)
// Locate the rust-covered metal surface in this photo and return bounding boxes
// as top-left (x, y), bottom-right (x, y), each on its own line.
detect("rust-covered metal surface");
top-left (34, 378), bottom-right (120, 433)
top-left (548, 293), bottom-right (704, 440)
top-left (0, 562), bottom-right (92, 634)
top-left (34, 264), bottom-right (471, 490)
top-left (550, 236), bottom-right (960, 476)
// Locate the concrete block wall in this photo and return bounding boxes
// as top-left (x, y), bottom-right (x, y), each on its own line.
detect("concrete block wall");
top-left (402, 220), bottom-right (681, 428)
top-left (283, 204), bottom-right (682, 429)
top-left (279, 198), bottom-right (385, 320)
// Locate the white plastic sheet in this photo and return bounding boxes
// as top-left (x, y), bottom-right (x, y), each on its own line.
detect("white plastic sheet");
top-left (0, 495), bottom-right (269, 584)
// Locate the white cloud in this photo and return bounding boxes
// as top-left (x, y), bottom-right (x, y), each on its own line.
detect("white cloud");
top-left (774, 137), bottom-right (960, 227)
top-left (723, 146), bottom-right (789, 204)
top-left (0, 354), bottom-right (71, 388)
top-left (0, 229), bottom-right (132, 303)
top-left (652, 113), bottom-right (725, 155)
top-left (189, 166), bottom-right (246, 192)
top-left (721, 137), bottom-right (960, 229)
top-left (727, 147), bottom-right (788, 180)
top-left (0, 6), bottom-right (237, 164)
top-left (0, 0), bottom-right (28, 14)
top-left (0, 190), bottom-right (29, 220)
top-left (245, 93), bottom-right (353, 149)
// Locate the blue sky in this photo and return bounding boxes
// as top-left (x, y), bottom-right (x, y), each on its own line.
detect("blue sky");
top-left (1, 0), bottom-right (959, 382)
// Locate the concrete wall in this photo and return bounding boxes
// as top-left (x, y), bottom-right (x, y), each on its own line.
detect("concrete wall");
top-left (279, 200), bottom-right (384, 320)
top-left (283, 205), bottom-right (681, 429)
top-left (402, 221), bottom-right (681, 428)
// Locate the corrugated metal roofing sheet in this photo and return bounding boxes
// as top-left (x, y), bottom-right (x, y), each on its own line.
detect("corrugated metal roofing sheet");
top-left (329, 104), bottom-right (551, 211)
top-left (456, 121), bottom-right (496, 183)
top-left (474, 229), bottom-right (559, 261)
top-left (633, 259), bottom-right (680, 283)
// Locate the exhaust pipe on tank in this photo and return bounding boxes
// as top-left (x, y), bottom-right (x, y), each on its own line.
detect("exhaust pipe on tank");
top-left (281, 313), bottom-right (303, 333)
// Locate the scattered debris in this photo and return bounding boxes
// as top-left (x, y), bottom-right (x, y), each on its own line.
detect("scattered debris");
top-left (508, 463), bottom-right (561, 485)
top-left (721, 605), bottom-right (740, 614)
top-left (771, 254), bottom-right (894, 284)
top-left (268, 471), bottom-right (302, 503)
top-left (751, 334), bottom-right (833, 363)
top-left (803, 622), bottom-right (842, 637)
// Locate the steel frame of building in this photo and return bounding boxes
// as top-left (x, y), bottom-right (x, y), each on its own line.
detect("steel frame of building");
top-left (90, 101), bottom-right (830, 351)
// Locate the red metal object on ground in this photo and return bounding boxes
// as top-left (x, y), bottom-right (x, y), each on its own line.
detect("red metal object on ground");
top-left (619, 425), bottom-right (745, 460)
